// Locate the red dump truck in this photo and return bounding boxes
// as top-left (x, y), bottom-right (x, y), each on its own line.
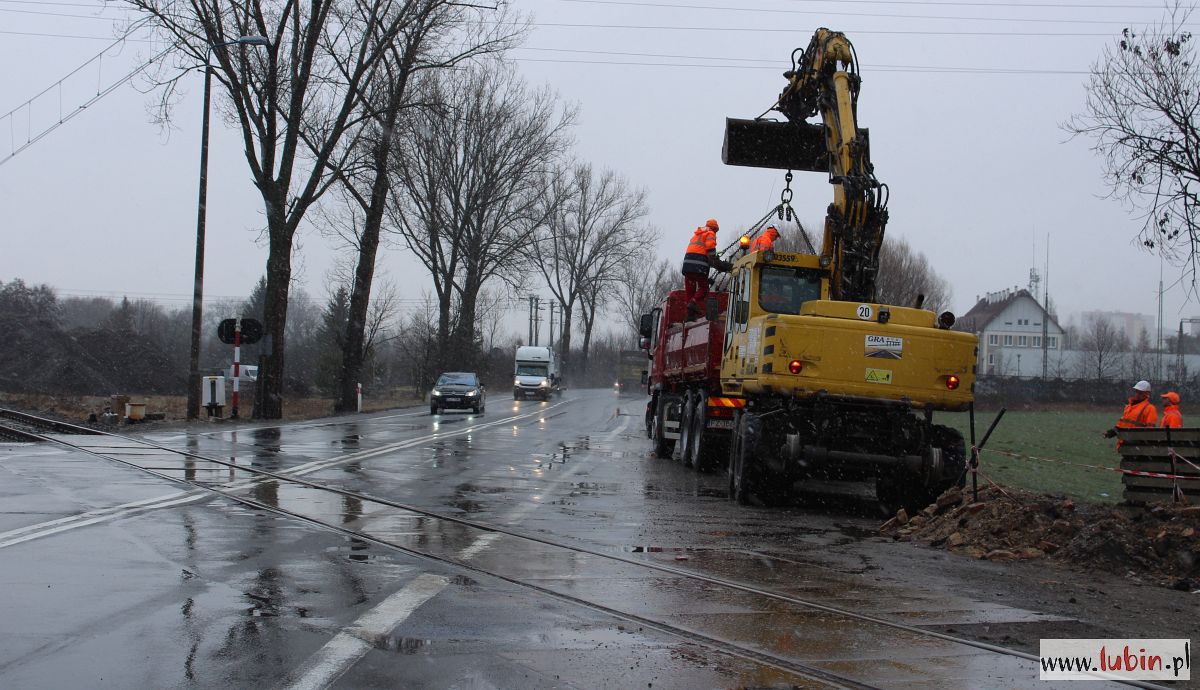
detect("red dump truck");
top-left (640, 289), bottom-right (740, 470)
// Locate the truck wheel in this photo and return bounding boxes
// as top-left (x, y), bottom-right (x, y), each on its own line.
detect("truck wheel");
top-left (676, 393), bottom-right (695, 464)
top-left (688, 398), bottom-right (728, 473)
top-left (644, 400), bottom-right (655, 439)
top-left (686, 397), bottom-right (703, 470)
top-left (651, 396), bottom-right (674, 458)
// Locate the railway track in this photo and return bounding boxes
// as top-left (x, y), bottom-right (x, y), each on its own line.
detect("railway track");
top-left (0, 408), bottom-right (101, 441)
top-left (6, 408), bottom-right (1160, 689)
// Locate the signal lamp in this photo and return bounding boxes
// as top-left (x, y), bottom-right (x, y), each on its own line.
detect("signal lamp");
top-left (788, 360), bottom-right (803, 374)
top-left (938, 311), bottom-right (956, 329)
top-left (946, 375), bottom-right (960, 390)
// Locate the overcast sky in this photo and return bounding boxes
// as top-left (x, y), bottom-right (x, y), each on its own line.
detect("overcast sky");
top-left (1, 0), bottom-right (1197, 340)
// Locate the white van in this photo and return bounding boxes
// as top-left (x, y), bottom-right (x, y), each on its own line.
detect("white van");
top-left (513, 346), bottom-right (560, 400)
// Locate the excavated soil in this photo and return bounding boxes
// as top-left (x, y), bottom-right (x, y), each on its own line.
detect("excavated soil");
top-left (880, 484), bottom-right (1200, 589)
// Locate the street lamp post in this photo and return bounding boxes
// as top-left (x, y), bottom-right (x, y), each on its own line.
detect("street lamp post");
top-left (187, 36), bottom-right (270, 420)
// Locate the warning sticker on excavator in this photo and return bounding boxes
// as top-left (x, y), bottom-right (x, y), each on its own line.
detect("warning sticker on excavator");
top-left (865, 335), bottom-right (903, 359)
top-left (865, 368), bottom-right (893, 384)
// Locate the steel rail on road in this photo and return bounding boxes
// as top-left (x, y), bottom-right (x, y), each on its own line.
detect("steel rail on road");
top-left (2, 407), bottom-right (1167, 690)
top-left (0, 408), bottom-right (102, 436)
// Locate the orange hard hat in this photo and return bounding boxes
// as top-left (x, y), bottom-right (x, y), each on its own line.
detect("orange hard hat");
top-left (705, 218), bottom-right (719, 231)
top-left (1161, 391), bottom-right (1181, 405)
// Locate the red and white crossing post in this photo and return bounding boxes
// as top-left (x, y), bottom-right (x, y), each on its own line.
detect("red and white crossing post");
top-left (231, 319), bottom-right (242, 419)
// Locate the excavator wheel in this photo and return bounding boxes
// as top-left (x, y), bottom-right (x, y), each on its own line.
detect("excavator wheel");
top-left (931, 425), bottom-right (968, 490)
top-left (729, 412), bottom-right (782, 505)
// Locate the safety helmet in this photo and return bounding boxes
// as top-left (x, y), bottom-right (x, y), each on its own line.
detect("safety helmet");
top-left (1161, 391), bottom-right (1180, 405)
top-left (705, 218), bottom-right (719, 231)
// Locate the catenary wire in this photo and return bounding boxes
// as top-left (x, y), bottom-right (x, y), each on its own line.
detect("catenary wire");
top-left (552, 0), bottom-right (1163, 25)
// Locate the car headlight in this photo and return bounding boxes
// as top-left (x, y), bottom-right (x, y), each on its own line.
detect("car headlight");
top-left (466, 390), bottom-right (478, 397)
top-left (539, 380), bottom-right (550, 388)
top-left (432, 390), bottom-right (443, 397)
top-left (514, 378), bottom-right (520, 386)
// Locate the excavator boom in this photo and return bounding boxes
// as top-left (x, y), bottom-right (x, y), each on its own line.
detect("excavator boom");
top-left (722, 28), bottom-right (887, 304)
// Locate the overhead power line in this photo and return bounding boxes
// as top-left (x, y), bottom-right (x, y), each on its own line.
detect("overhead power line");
top-left (528, 21), bottom-right (1129, 36)
top-left (553, 0), bottom-right (1162, 25)
top-left (512, 55), bottom-right (1090, 74)
top-left (514, 47), bottom-right (1093, 73)
top-left (0, 21), bottom-right (1155, 42)
top-left (0, 6), bottom-right (131, 19)
top-left (1, 38), bottom-right (171, 167)
top-left (0, 28), bottom-right (153, 41)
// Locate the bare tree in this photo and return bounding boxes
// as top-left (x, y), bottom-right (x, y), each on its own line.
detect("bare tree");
top-left (1066, 3), bottom-right (1200, 283)
top-left (531, 162), bottom-right (648, 370)
top-left (612, 254), bottom-right (675, 341)
top-left (323, 3), bottom-right (519, 413)
top-left (126, 0), bottom-right (473, 417)
top-left (1080, 315), bottom-right (1130, 380)
top-left (874, 236), bottom-right (953, 313)
top-left (389, 63), bottom-right (574, 369)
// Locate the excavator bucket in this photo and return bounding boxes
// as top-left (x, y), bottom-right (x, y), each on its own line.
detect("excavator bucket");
top-left (724, 118), bottom-right (871, 174)
top-left (722, 118), bottom-right (829, 172)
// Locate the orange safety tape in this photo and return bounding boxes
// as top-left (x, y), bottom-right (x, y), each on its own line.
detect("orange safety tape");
top-left (984, 448), bottom-right (1200, 481)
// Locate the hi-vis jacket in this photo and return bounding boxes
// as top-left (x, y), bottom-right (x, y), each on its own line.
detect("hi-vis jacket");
top-left (682, 227), bottom-right (717, 275)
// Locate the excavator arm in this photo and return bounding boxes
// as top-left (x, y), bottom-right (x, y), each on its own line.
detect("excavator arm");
top-left (722, 28), bottom-right (888, 303)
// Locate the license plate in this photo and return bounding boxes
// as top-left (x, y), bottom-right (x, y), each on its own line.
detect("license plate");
top-left (706, 419), bottom-right (734, 430)
top-left (445, 397), bottom-right (461, 403)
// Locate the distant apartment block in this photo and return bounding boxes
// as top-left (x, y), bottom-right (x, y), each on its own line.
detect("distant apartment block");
top-left (1079, 310), bottom-right (1155, 344)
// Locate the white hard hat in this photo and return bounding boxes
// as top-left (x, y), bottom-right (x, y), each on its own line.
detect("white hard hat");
top-left (1133, 380), bottom-right (1151, 392)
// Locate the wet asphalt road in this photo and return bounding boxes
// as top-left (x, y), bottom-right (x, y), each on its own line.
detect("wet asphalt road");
top-left (0, 390), bottom-right (1128, 688)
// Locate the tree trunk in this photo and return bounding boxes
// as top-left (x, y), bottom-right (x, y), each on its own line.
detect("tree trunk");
top-left (255, 217), bottom-right (293, 420)
top-left (559, 301), bottom-right (574, 375)
top-left (450, 275), bottom-right (482, 368)
top-left (581, 306), bottom-right (595, 365)
top-left (335, 129), bottom-right (396, 413)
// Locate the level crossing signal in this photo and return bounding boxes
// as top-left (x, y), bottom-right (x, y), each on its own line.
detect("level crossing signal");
top-left (217, 318), bottom-right (264, 345)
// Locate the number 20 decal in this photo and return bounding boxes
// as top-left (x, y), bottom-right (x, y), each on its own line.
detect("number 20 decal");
top-left (856, 305), bottom-right (873, 320)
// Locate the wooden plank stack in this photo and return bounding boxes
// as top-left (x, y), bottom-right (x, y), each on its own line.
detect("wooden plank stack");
top-left (1117, 428), bottom-right (1200, 504)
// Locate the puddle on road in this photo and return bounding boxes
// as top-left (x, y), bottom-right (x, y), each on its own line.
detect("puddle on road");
top-left (641, 483), bottom-right (727, 500)
top-left (370, 636), bottom-right (433, 654)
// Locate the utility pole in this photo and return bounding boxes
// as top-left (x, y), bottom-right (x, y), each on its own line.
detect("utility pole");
top-left (530, 294), bottom-right (540, 345)
top-left (1042, 235), bottom-right (1050, 380)
top-left (533, 296), bottom-right (542, 345)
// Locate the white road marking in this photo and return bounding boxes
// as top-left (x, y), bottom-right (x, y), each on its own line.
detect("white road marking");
top-left (280, 573), bottom-right (449, 690)
top-left (1, 399), bottom-right (576, 550)
top-left (282, 408), bottom-right (631, 690)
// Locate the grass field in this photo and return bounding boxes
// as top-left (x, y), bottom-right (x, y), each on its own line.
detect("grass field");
top-left (940, 409), bottom-right (1124, 504)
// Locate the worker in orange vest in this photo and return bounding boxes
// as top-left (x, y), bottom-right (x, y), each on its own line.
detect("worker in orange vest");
top-left (1160, 391), bottom-right (1183, 428)
top-left (1103, 379), bottom-right (1158, 447)
top-left (750, 225), bottom-right (780, 252)
top-left (681, 218), bottom-right (731, 320)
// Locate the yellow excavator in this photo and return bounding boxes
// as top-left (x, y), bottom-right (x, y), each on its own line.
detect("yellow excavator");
top-left (717, 28), bottom-right (978, 508)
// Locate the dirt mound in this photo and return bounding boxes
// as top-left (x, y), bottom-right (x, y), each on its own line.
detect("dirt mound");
top-left (880, 485), bottom-right (1200, 588)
